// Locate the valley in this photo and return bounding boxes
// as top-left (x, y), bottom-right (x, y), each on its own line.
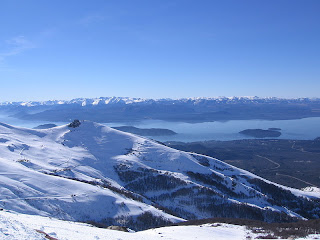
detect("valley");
top-left (166, 138), bottom-right (320, 189)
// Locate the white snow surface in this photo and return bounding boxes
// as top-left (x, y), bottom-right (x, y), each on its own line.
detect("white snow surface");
top-left (1, 210), bottom-right (319, 240)
top-left (0, 121), bottom-right (183, 223)
top-left (0, 120), bottom-right (319, 225)
top-left (0, 210), bottom-right (253, 240)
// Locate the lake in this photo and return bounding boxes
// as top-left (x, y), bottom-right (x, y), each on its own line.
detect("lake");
top-left (0, 114), bottom-right (68, 130)
top-left (1, 113), bottom-right (320, 142)
top-left (105, 118), bottom-right (320, 142)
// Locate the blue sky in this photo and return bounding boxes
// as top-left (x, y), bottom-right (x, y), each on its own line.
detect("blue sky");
top-left (0, 0), bottom-right (319, 101)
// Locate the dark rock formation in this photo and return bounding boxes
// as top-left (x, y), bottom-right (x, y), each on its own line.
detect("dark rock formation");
top-left (68, 119), bottom-right (81, 128)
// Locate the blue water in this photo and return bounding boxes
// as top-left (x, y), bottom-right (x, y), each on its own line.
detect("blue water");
top-left (105, 118), bottom-right (320, 142)
top-left (1, 113), bottom-right (319, 142)
top-left (0, 114), bottom-right (67, 129)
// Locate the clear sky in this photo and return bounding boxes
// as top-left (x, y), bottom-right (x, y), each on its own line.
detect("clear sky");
top-left (0, 0), bottom-right (319, 101)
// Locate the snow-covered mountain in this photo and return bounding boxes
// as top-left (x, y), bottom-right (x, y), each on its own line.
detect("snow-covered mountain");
top-left (1, 96), bottom-right (320, 107)
top-left (0, 120), bottom-right (319, 230)
top-left (0, 97), bottom-right (150, 107)
top-left (2, 96), bottom-right (320, 123)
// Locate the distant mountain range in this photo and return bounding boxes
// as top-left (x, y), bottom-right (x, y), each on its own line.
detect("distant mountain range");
top-left (0, 120), bottom-right (319, 230)
top-left (1, 96), bottom-right (320, 122)
top-left (1, 96), bottom-right (320, 107)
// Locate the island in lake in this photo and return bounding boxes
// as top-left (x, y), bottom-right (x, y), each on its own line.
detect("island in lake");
top-left (268, 128), bottom-right (282, 131)
top-left (113, 126), bottom-right (177, 136)
top-left (239, 128), bottom-right (281, 138)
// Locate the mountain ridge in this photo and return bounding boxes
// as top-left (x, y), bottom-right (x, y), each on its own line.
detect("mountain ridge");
top-left (2, 96), bottom-right (320, 123)
top-left (1, 96), bottom-right (320, 107)
top-left (0, 120), bottom-right (319, 230)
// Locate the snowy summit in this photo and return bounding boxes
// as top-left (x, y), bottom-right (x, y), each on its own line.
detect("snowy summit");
top-left (0, 120), bottom-right (319, 235)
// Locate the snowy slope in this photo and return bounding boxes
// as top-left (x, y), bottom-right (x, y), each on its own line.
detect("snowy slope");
top-left (0, 210), bottom-right (269, 240)
top-left (1, 210), bottom-right (319, 240)
top-left (0, 122), bottom-right (183, 229)
top-left (0, 121), bottom-right (319, 230)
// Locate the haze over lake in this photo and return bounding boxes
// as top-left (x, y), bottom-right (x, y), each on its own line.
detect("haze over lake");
top-left (1, 113), bottom-right (319, 142)
top-left (106, 118), bottom-right (320, 142)
top-left (0, 114), bottom-right (68, 130)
